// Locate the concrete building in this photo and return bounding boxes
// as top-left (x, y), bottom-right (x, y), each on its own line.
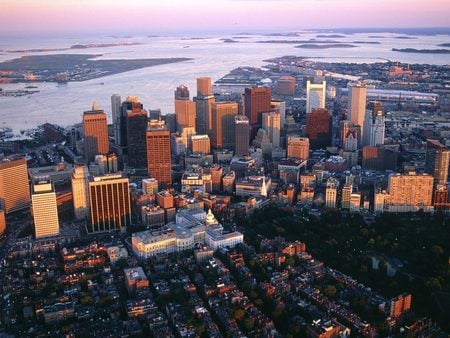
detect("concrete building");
top-left (195, 77), bottom-right (215, 134)
top-left (306, 80), bottom-right (326, 114)
top-left (83, 105), bottom-right (109, 164)
top-left (71, 164), bottom-right (90, 220)
top-left (211, 102), bottom-right (238, 149)
top-left (111, 94), bottom-right (122, 144)
top-left (278, 158), bottom-right (307, 184)
top-left (306, 108), bottom-right (331, 149)
top-left (142, 178), bottom-right (158, 196)
top-left (271, 99), bottom-right (286, 130)
top-left (387, 172), bottom-right (433, 212)
top-left (126, 107), bottom-right (148, 168)
top-left (235, 176), bottom-right (271, 198)
top-left (425, 139), bottom-right (450, 186)
top-left (124, 267), bottom-right (149, 294)
top-left (146, 120), bottom-right (172, 185)
top-left (348, 83), bottom-right (367, 135)
top-left (341, 184), bottom-right (352, 209)
top-left (362, 102), bottom-right (385, 146)
top-left (0, 209), bottom-right (5, 236)
top-left (287, 136), bottom-right (310, 160)
top-left (325, 178), bottom-right (339, 208)
top-left (29, 162), bottom-right (74, 186)
top-left (190, 134), bottom-right (211, 154)
top-left (88, 174), bottom-right (131, 233)
top-left (0, 157), bottom-right (30, 213)
top-left (175, 85), bottom-right (196, 132)
top-left (235, 115), bottom-right (250, 156)
top-left (141, 205), bottom-right (165, 228)
top-left (32, 178), bottom-right (59, 238)
top-left (275, 76), bottom-right (296, 96)
top-left (244, 87), bottom-right (272, 126)
top-left (262, 111), bottom-right (281, 148)
top-left (390, 293), bottom-right (412, 318)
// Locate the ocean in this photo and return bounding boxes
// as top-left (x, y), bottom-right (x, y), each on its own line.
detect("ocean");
top-left (0, 30), bottom-right (449, 134)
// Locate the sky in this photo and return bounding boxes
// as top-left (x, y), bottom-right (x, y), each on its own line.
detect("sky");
top-left (0, 0), bottom-right (449, 36)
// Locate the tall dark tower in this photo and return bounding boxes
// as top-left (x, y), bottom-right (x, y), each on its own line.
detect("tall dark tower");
top-left (126, 104), bottom-right (148, 168)
top-left (235, 115), bottom-right (250, 156)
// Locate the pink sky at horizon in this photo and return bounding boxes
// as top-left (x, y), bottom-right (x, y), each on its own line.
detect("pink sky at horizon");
top-left (1, 0), bottom-right (449, 35)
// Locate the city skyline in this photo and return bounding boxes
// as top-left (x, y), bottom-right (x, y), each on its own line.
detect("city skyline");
top-left (1, 0), bottom-right (450, 35)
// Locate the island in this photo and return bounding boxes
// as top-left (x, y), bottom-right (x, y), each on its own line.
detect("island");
top-left (316, 34), bottom-right (346, 38)
top-left (295, 43), bottom-right (356, 49)
top-left (7, 42), bottom-right (143, 53)
top-left (392, 48), bottom-right (450, 54)
top-left (221, 38), bottom-right (240, 43)
top-left (438, 43), bottom-right (450, 47)
top-left (0, 54), bottom-right (193, 83)
top-left (352, 41), bottom-right (381, 44)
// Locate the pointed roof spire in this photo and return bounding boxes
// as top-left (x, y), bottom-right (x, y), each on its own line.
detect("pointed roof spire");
top-left (92, 100), bottom-right (99, 111)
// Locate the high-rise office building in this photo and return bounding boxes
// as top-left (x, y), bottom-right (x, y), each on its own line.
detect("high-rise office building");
top-left (88, 174), bottom-right (131, 233)
top-left (71, 164), bottom-right (90, 220)
top-left (275, 76), bottom-right (296, 96)
top-left (190, 135), bottom-right (211, 154)
top-left (363, 101), bottom-right (385, 146)
top-left (287, 136), bottom-right (310, 160)
top-left (127, 107), bottom-right (148, 168)
top-left (271, 99), bottom-right (286, 130)
top-left (341, 184), bottom-right (352, 209)
top-left (83, 106), bottom-right (109, 164)
top-left (197, 77), bottom-right (213, 97)
top-left (111, 94), bottom-right (121, 144)
top-left (306, 80), bottom-right (326, 114)
top-left (175, 85), bottom-right (196, 132)
top-left (211, 102), bottom-right (238, 149)
top-left (306, 108), bottom-right (332, 149)
top-left (32, 178), bottom-right (59, 238)
top-left (0, 157), bottom-right (30, 213)
top-left (195, 77), bottom-right (215, 135)
top-left (146, 120), bottom-right (172, 185)
top-left (387, 172), bottom-right (433, 212)
top-left (0, 209), bottom-right (5, 236)
top-left (425, 139), bottom-right (450, 186)
top-left (348, 83), bottom-right (367, 134)
top-left (244, 87), bottom-right (272, 126)
top-left (120, 96), bottom-right (142, 147)
top-left (262, 111), bottom-right (281, 148)
top-left (325, 178), bottom-right (339, 208)
top-left (235, 115), bottom-right (250, 156)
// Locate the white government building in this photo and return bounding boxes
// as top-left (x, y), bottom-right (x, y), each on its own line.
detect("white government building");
top-left (132, 209), bottom-right (243, 258)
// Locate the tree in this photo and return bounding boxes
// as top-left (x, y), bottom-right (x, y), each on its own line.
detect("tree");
top-left (323, 285), bottom-right (337, 298)
top-left (232, 308), bottom-right (245, 322)
top-left (242, 317), bottom-right (254, 331)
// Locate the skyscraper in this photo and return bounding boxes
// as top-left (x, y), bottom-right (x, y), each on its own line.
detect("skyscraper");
top-left (175, 85), bottom-right (196, 132)
top-left (83, 105), bottom-right (109, 164)
top-left (387, 172), bottom-right (433, 212)
top-left (306, 108), bottom-right (332, 149)
top-left (195, 77), bottom-right (215, 134)
top-left (325, 178), bottom-right (339, 208)
top-left (362, 101), bottom-right (385, 146)
top-left (262, 111), bottom-right (281, 148)
top-left (211, 102), bottom-right (238, 149)
top-left (197, 77), bottom-right (213, 96)
top-left (244, 87), bottom-right (272, 126)
top-left (348, 83), bottom-right (367, 134)
top-left (127, 106), bottom-right (148, 168)
top-left (88, 174), bottom-right (131, 233)
top-left (306, 80), bottom-right (326, 114)
top-left (71, 164), bottom-right (90, 220)
top-left (235, 115), bottom-right (250, 156)
top-left (425, 139), bottom-right (450, 185)
top-left (271, 99), bottom-right (286, 130)
top-left (32, 178), bottom-right (59, 238)
top-left (111, 94), bottom-right (121, 144)
top-left (275, 76), bottom-right (296, 96)
top-left (146, 120), bottom-right (172, 185)
top-left (0, 157), bottom-right (30, 213)
top-left (287, 136), bottom-right (310, 160)
top-left (117, 96), bottom-right (143, 149)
